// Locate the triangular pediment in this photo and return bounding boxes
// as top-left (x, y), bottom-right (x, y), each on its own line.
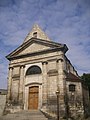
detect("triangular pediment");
top-left (6, 38), bottom-right (65, 60)
top-left (18, 41), bottom-right (51, 56)
top-left (6, 24), bottom-right (68, 60)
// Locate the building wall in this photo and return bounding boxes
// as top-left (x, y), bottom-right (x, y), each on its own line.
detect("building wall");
top-left (5, 46), bottom-right (89, 119)
top-left (64, 56), bottom-right (78, 76)
top-left (6, 51), bottom-right (67, 117)
top-left (0, 95), bottom-right (6, 116)
top-left (82, 84), bottom-right (90, 117)
top-left (0, 90), bottom-right (7, 116)
top-left (66, 81), bottom-right (84, 118)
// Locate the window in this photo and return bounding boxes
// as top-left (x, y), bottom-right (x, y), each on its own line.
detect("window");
top-left (69, 84), bottom-right (75, 92)
top-left (26, 65), bottom-right (42, 75)
top-left (33, 32), bottom-right (37, 38)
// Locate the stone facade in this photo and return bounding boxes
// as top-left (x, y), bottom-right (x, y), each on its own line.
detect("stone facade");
top-left (5, 24), bottom-right (89, 119)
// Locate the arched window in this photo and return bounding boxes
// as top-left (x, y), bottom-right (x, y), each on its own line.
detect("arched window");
top-left (69, 84), bottom-right (76, 92)
top-left (33, 32), bottom-right (37, 38)
top-left (26, 65), bottom-right (42, 75)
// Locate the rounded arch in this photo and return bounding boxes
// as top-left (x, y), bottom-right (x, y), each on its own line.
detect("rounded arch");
top-left (26, 65), bottom-right (42, 75)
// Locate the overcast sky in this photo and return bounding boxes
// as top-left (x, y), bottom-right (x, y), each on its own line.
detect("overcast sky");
top-left (0, 0), bottom-right (90, 89)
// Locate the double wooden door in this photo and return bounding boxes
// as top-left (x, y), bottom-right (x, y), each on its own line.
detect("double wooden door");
top-left (28, 86), bottom-right (39, 109)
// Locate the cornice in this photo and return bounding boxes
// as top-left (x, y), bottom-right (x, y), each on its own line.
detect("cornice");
top-left (7, 46), bottom-right (66, 61)
top-left (6, 38), bottom-right (68, 61)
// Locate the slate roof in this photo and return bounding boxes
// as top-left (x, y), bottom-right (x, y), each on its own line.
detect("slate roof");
top-left (66, 72), bottom-right (81, 82)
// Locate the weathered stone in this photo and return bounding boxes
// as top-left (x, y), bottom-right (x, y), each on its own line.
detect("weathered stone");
top-left (5, 24), bottom-right (90, 119)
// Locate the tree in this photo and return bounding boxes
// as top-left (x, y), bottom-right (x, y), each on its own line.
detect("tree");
top-left (81, 73), bottom-right (90, 96)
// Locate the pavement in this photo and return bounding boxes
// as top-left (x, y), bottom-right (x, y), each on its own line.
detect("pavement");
top-left (0, 110), bottom-right (49, 120)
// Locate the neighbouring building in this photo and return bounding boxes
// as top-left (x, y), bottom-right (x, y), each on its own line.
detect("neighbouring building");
top-left (0, 89), bottom-right (7, 116)
top-left (5, 24), bottom-right (90, 119)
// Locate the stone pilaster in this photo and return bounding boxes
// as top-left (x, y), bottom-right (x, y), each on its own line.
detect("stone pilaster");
top-left (57, 59), bottom-right (65, 93)
top-left (19, 65), bottom-right (25, 104)
top-left (42, 61), bottom-right (48, 110)
top-left (57, 58), bottom-right (66, 118)
top-left (7, 67), bottom-right (13, 101)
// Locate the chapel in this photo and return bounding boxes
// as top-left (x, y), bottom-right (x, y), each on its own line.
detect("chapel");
top-left (5, 24), bottom-right (89, 119)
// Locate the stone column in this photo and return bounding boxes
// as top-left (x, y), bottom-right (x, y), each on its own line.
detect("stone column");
top-left (7, 67), bottom-right (13, 101)
top-left (42, 61), bottom-right (48, 110)
top-left (19, 65), bottom-right (25, 105)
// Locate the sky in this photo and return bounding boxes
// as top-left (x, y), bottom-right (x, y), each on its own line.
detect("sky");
top-left (0, 0), bottom-right (90, 89)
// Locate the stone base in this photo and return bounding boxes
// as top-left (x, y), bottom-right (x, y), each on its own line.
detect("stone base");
top-left (40, 108), bottom-right (57, 120)
top-left (4, 102), bottom-right (24, 115)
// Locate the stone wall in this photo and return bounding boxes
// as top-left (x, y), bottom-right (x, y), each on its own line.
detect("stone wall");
top-left (66, 81), bottom-right (84, 118)
top-left (0, 95), bottom-right (6, 116)
top-left (82, 84), bottom-right (90, 117)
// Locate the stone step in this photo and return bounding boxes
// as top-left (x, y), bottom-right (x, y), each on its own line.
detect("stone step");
top-left (0, 110), bottom-right (48, 120)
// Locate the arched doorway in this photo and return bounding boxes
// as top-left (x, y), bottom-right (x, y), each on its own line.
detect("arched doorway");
top-left (25, 65), bottom-right (42, 110)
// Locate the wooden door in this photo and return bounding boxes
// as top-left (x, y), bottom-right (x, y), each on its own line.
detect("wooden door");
top-left (28, 86), bottom-right (39, 109)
